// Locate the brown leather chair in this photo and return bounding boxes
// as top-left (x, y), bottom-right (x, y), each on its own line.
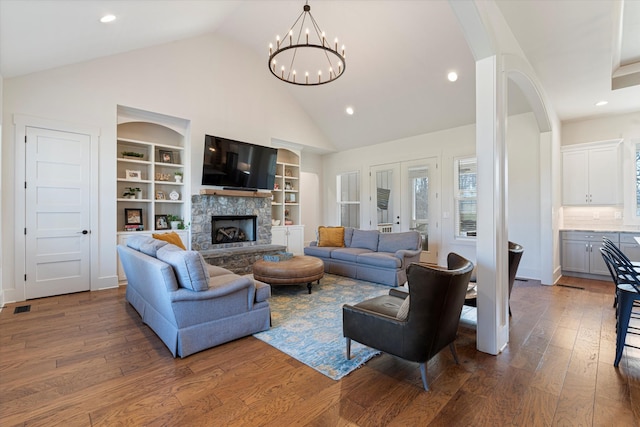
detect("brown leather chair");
top-left (342, 253), bottom-right (474, 391)
top-left (465, 241), bottom-right (523, 316)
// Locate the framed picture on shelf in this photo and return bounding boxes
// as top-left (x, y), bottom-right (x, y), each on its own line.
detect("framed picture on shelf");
top-left (125, 169), bottom-right (142, 181)
top-left (155, 215), bottom-right (169, 230)
top-left (159, 150), bottom-right (174, 164)
top-left (125, 208), bottom-right (143, 225)
top-left (156, 190), bottom-right (165, 200)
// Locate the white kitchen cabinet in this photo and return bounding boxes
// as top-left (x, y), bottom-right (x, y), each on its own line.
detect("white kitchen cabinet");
top-left (271, 225), bottom-right (305, 255)
top-left (561, 140), bottom-right (622, 205)
top-left (561, 231), bottom-right (619, 278)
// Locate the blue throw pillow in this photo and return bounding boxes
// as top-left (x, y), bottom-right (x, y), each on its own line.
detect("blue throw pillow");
top-left (378, 231), bottom-right (420, 253)
top-left (350, 229), bottom-right (379, 251)
top-left (157, 244), bottom-right (210, 291)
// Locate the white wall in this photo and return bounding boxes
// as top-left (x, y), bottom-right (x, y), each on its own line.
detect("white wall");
top-left (561, 112), bottom-right (640, 146)
top-left (1, 33), bottom-right (334, 301)
top-left (321, 112), bottom-right (543, 279)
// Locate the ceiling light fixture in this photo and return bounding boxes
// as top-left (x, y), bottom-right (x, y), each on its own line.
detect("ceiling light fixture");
top-left (100, 14), bottom-right (116, 23)
top-left (346, 106), bottom-right (354, 115)
top-left (595, 100), bottom-right (608, 106)
top-left (268, 1), bottom-right (346, 86)
top-left (447, 71), bottom-right (458, 82)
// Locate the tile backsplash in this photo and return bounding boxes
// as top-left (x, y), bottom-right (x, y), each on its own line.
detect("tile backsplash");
top-left (561, 206), bottom-right (639, 230)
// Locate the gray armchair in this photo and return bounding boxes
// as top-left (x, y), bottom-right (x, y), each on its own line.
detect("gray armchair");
top-left (342, 253), bottom-right (474, 391)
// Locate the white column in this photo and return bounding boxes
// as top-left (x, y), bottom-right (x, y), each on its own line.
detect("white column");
top-left (475, 55), bottom-right (509, 355)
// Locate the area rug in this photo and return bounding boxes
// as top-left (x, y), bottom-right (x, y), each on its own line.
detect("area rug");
top-left (253, 274), bottom-right (391, 380)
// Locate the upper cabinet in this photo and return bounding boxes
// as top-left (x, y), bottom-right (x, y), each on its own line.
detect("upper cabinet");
top-left (561, 139), bottom-right (622, 206)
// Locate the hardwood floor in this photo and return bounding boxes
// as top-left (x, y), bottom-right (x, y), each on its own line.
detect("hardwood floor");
top-left (1, 276), bottom-right (639, 426)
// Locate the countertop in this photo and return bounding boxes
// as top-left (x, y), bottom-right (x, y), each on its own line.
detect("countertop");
top-left (560, 227), bottom-right (640, 233)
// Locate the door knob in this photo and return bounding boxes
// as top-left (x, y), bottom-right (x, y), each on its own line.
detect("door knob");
top-left (78, 230), bottom-right (89, 235)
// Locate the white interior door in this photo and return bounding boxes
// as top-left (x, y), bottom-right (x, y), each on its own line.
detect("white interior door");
top-left (25, 127), bottom-right (91, 299)
top-left (370, 164), bottom-right (401, 232)
top-left (401, 158), bottom-right (439, 264)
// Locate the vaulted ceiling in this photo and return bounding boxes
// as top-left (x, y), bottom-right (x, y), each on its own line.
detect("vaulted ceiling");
top-left (1, 0), bottom-right (638, 150)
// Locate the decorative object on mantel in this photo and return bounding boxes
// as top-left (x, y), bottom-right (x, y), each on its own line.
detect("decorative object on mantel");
top-left (268, 0), bottom-right (346, 86)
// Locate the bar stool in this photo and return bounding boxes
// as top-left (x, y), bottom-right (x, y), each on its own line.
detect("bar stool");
top-left (600, 246), bottom-right (640, 367)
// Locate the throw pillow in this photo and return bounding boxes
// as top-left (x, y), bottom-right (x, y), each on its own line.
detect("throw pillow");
top-left (139, 239), bottom-right (168, 258)
top-left (152, 231), bottom-right (186, 250)
top-left (156, 244), bottom-right (210, 291)
top-left (350, 229), bottom-right (380, 251)
top-left (396, 296), bottom-right (410, 321)
top-left (317, 226), bottom-right (345, 247)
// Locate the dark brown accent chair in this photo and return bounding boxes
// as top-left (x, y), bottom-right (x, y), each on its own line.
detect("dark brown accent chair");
top-left (342, 253), bottom-right (474, 391)
top-left (464, 241), bottom-right (524, 316)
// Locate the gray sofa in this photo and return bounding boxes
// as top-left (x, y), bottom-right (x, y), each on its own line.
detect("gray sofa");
top-left (304, 228), bottom-right (422, 286)
top-left (117, 236), bottom-right (270, 357)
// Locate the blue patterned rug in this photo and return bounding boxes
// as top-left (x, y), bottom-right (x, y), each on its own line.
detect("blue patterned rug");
top-left (253, 274), bottom-right (391, 380)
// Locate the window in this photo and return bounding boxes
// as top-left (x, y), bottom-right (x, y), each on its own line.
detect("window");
top-left (337, 171), bottom-right (360, 228)
top-left (454, 157), bottom-right (477, 237)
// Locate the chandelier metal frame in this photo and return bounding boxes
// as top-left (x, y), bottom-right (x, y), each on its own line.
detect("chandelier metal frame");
top-left (268, 2), bottom-right (346, 86)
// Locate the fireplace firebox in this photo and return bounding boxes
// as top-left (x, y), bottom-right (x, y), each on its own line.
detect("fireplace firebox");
top-left (212, 215), bottom-right (257, 244)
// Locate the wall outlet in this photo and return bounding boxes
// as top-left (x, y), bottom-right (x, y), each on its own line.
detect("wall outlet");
top-left (614, 211), bottom-right (622, 219)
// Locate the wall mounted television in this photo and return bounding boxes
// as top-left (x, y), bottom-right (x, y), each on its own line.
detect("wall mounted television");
top-left (201, 135), bottom-right (277, 191)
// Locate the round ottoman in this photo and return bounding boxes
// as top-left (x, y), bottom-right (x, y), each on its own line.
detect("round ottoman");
top-left (252, 255), bottom-right (324, 294)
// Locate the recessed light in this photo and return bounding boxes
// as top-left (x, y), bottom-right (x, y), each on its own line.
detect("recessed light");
top-left (346, 106), bottom-right (354, 115)
top-left (595, 100), bottom-right (608, 106)
top-left (100, 14), bottom-right (116, 23)
top-left (447, 71), bottom-right (458, 82)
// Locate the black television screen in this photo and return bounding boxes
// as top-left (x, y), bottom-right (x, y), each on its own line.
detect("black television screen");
top-left (201, 135), bottom-right (277, 190)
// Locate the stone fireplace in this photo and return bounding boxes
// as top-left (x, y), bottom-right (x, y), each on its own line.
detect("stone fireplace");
top-left (190, 191), bottom-right (285, 273)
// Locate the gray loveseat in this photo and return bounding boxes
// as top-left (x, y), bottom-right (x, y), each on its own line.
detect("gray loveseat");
top-left (304, 227), bottom-right (422, 286)
top-left (117, 236), bottom-right (271, 357)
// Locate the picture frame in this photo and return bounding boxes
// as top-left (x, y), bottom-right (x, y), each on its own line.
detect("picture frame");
top-left (125, 169), bottom-right (142, 181)
top-left (124, 208), bottom-right (143, 225)
top-left (155, 214), bottom-right (169, 230)
top-left (155, 190), bottom-right (166, 200)
top-left (159, 150), bottom-right (174, 164)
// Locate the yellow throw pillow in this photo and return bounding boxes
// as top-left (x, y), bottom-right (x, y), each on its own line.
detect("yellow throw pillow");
top-left (152, 231), bottom-right (186, 250)
top-left (317, 226), bottom-right (345, 247)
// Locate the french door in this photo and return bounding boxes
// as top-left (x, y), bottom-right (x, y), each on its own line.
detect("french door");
top-left (370, 158), bottom-right (440, 264)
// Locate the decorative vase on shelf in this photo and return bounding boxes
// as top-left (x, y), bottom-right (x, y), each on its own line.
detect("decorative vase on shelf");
top-left (135, 191), bottom-right (142, 199)
top-left (175, 175), bottom-right (182, 183)
top-left (170, 221), bottom-right (180, 230)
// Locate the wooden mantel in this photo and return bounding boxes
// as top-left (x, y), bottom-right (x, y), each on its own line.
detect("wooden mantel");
top-left (199, 189), bottom-right (272, 198)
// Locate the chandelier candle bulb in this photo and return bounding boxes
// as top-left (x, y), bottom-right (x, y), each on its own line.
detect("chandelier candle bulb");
top-left (306, 28), bottom-right (309, 44)
top-left (269, 44), bottom-right (272, 55)
top-left (292, 70), bottom-right (296, 82)
top-left (306, 72), bottom-right (309, 84)
top-left (276, 35), bottom-right (280, 49)
top-left (335, 38), bottom-right (338, 51)
top-left (289, 30), bottom-right (293, 45)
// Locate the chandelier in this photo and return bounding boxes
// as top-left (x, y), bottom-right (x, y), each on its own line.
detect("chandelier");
top-left (268, 1), bottom-right (346, 86)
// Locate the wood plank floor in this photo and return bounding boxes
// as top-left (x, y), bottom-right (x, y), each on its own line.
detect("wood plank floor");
top-left (1, 276), bottom-right (639, 426)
